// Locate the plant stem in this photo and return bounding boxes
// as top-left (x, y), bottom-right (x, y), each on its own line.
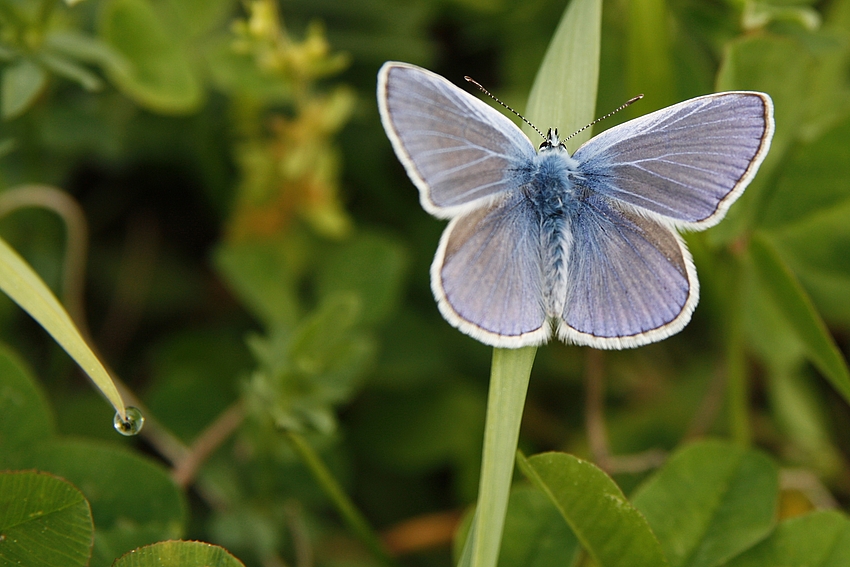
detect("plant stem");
top-left (461, 346), bottom-right (536, 567)
top-left (286, 430), bottom-right (396, 567)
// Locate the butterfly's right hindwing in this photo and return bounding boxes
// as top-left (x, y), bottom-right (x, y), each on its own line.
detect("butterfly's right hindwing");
top-left (378, 62), bottom-right (536, 218)
top-left (559, 195), bottom-right (698, 349)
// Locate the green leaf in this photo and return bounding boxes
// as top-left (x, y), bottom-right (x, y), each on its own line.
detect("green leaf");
top-left (159, 0), bottom-right (235, 39)
top-left (497, 485), bottom-right (581, 567)
top-left (0, 471), bottom-right (94, 567)
top-left (0, 343), bottom-right (54, 456)
top-left (725, 510), bottom-right (850, 567)
top-left (112, 540), bottom-right (245, 567)
top-left (0, 235), bottom-right (126, 419)
top-left (749, 234), bottom-right (850, 405)
top-left (760, 116), bottom-right (850, 229)
top-left (205, 38), bottom-right (293, 103)
top-left (712, 35), bottom-right (811, 242)
top-left (768, 199), bottom-right (850, 324)
top-left (99, 0), bottom-right (202, 113)
top-left (524, 0), bottom-right (601, 149)
top-left (625, 0), bottom-right (676, 115)
top-left (213, 239), bottom-right (299, 329)
top-left (315, 232), bottom-right (408, 326)
top-left (458, 347), bottom-right (536, 567)
top-left (44, 30), bottom-right (129, 74)
top-left (1, 58), bottom-right (47, 119)
top-left (37, 52), bottom-right (103, 92)
top-left (519, 452), bottom-right (668, 567)
top-left (246, 293), bottom-right (375, 433)
top-left (10, 439), bottom-right (186, 567)
top-left (630, 440), bottom-right (778, 567)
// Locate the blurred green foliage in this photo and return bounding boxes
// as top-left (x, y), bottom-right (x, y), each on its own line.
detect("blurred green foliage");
top-left (0, 0), bottom-right (849, 565)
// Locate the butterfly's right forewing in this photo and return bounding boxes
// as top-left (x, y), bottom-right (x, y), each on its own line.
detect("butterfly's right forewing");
top-left (378, 62), bottom-right (536, 218)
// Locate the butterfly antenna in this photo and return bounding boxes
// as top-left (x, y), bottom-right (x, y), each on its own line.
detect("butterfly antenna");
top-left (563, 94), bottom-right (644, 142)
top-left (465, 76), bottom-right (546, 140)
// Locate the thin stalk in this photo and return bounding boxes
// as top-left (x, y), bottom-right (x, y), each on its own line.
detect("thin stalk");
top-left (460, 346), bottom-right (537, 567)
top-left (285, 430), bottom-right (396, 567)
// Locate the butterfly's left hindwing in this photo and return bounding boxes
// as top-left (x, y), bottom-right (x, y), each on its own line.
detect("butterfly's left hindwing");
top-left (433, 192), bottom-right (550, 348)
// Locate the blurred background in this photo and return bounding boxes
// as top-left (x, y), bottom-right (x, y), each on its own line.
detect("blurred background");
top-left (0, 0), bottom-right (848, 565)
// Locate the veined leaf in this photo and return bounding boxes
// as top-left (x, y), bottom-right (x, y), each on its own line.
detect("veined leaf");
top-left (520, 452), bottom-right (668, 567)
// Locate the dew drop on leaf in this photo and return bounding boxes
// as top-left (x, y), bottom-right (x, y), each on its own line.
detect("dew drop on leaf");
top-left (114, 406), bottom-right (145, 436)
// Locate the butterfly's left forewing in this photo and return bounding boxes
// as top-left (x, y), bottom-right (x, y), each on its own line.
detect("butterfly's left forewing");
top-left (378, 62), bottom-right (536, 218)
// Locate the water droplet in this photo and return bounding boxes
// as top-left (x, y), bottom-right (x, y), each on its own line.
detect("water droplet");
top-left (114, 406), bottom-right (145, 436)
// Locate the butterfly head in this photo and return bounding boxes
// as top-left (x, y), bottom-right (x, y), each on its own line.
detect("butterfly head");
top-left (539, 128), bottom-right (567, 152)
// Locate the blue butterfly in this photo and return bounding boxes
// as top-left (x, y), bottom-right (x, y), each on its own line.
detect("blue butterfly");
top-left (377, 62), bottom-right (774, 349)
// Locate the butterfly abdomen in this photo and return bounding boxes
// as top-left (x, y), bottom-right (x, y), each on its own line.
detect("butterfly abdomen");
top-left (525, 150), bottom-right (576, 317)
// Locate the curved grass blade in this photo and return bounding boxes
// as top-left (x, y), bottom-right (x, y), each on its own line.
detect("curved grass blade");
top-left (750, 233), bottom-right (850, 405)
top-left (0, 236), bottom-right (126, 418)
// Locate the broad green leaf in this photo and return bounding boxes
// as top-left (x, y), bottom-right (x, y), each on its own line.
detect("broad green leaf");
top-left (38, 52), bottom-right (103, 91)
top-left (631, 440), bottom-right (778, 567)
top-left (725, 510), bottom-right (850, 567)
top-left (44, 31), bottom-right (129, 74)
top-left (760, 116), bottom-right (850, 229)
top-left (520, 452), bottom-right (668, 567)
top-left (524, 0), bottom-right (601, 149)
top-left (99, 0), bottom-right (202, 113)
top-left (0, 471), bottom-right (93, 567)
top-left (768, 199), bottom-right (850, 324)
top-left (315, 232), bottom-right (408, 325)
top-left (713, 35), bottom-right (811, 242)
top-left (497, 485), bottom-right (581, 567)
top-left (0, 343), bottom-right (54, 456)
top-left (112, 540), bottom-right (245, 567)
top-left (159, 0), bottom-right (234, 39)
top-left (800, 0), bottom-right (850, 141)
top-left (1, 58), bottom-right (47, 119)
top-left (213, 239), bottom-right (299, 329)
top-left (12, 439), bottom-right (186, 567)
top-left (0, 235), bottom-right (125, 418)
top-left (749, 234), bottom-right (850, 405)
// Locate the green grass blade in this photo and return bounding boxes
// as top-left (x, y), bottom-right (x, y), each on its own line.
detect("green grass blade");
top-left (524, 0), bottom-right (602, 150)
top-left (459, 346), bottom-right (537, 567)
top-left (0, 236), bottom-right (126, 418)
top-left (750, 233), bottom-right (850, 405)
